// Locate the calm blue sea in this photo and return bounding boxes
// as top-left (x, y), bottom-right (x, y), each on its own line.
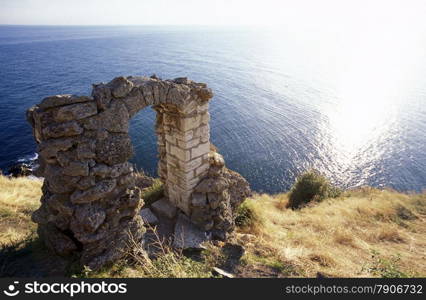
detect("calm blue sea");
top-left (0, 25), bottom-right (425, 193)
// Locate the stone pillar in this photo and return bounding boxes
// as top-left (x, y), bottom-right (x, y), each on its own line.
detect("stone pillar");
top-left (26, 89), bottom-right (146, 270)
top-left (162, 104), bottom-right (211, 215)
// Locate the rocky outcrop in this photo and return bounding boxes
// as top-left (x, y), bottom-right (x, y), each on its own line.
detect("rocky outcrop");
top-left (27, 75), bottom-right (250, 269)
top-left (6, 162), bottom-right (33, 177)
top-left (190, 152), bottom-right (251, 240)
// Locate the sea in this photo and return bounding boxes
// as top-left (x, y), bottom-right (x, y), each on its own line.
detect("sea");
top-left (0, 25), bottom-right (425, 193)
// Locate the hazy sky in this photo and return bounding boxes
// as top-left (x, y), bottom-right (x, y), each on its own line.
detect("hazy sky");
top-left (0, 0), bottom-right (425, 28)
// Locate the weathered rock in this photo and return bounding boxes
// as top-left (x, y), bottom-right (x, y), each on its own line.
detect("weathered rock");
top-left (140, 83), bottom-right (155, 105)
top-left (121, 87), bottom-right (147, 117)
top-left (117, 172), bottom-right (137, 187)
top-left (173, 77), bottom-right (191, 85)
top-left (38, 223), bottom-right (78, 256)
top-left (42, 121), bottom-right (83, 139)
top-left (139, 208), bottom-right (159, 226)
top-left (80, 216), bottom-right (145, 270)
top-left (38, 137), bottom-right (75, 163)
top-left (46, 194), bottom-right (74, 217)
top-left (76, 140), bottom-right (96, 159)
top-left (209, 152), bottom-right (225, 167)
top-left (81, 100), bottom-right (129, 133)
top-left (189, 153), bottom-right (251, 238)
top-left (194, 177), bottom-right (228, 194)
top-left (62, 161), bottom-right (89, 176)
top-left (90, 162), bottom-right (133, 178)
top-left (92, 83), bottom-right (112, 111)
top-left (208, 192), bottom-right (220, 209)
top-left (54, 101), bottom-right (97, 122)
top-left (39, 95), bottom-right (92, 110)
top-left (70, 203), bottom-right (106, 234)
top-left (173, 213), bottom-right (210, 249)
top-left (151, 198), bottom-right (177, 219)
top-left (76, 176), bottom-right (96, 190)
top-left (107, 76), bottom-right (134, 98)
top-left (212, 267), bottom-right (234, 278)
top-left (44, 164), bottom-right (80, 194)
top-left (70, 179), bottom-right (116, 204)
top-left (223, 168), bottom-right (252, 209)
top-left (192, 192), bottom-right (207, 206)
top-left (96, 133), bottom-right (133, 165)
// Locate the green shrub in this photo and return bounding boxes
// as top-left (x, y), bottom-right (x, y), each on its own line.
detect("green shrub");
top-left (287, 170), bottom-right (341, 209)
top-left (363, 250), bottom-right (411, 278)
top-left (235, 199), bottom-right (261, 228)
top-left (141, 179), bottom-right (164, 206)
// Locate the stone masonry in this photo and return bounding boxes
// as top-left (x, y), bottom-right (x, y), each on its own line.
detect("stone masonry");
top-left (27, 75), bottom-right (251, 270)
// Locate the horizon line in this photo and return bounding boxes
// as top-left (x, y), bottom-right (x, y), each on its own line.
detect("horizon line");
top-left (0, 24), bottom-right (268, 27)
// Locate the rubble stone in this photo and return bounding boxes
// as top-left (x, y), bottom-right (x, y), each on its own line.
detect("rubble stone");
top-left (151, 198), bottom-right (177, 219)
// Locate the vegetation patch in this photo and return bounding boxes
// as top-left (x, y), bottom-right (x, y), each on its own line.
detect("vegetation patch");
top-left (362, 250), bottom-right (413, 278)
top-left (287, 170), bottom-right (341, 209)
top-left (140, 178), bottom-right (164, 206)
top-left (235, 198), bottom-right (263, 230)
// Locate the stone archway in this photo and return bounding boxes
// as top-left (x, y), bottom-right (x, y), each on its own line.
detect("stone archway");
top-left (27, 75), bottom-right (251, 270)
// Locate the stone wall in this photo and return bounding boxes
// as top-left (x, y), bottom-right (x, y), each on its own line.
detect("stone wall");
top-left (27, 75), bottom-right (250, 269)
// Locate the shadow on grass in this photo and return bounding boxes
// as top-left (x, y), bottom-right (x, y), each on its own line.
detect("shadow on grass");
top-left (0, 234), bottom-right (73, 277)
top-left (0, 235), bottom-right (43, 277)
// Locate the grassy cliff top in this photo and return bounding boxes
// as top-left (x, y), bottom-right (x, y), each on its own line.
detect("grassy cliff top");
top-left (0, 175), bottom-right (425, 277)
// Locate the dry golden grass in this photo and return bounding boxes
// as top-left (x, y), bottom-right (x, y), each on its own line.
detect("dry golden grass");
top-left (238, 188), bottom-right (426, 277)
top-left (85, 227), bottom-right (214, 278)
top-left (1, 175), bottom-right (425, 278)
top-left (0, 175), bottom-right (42, 246)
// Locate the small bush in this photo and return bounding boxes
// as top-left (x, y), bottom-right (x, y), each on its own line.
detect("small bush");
top-left (235, 199), bottom-right (262, 228)
top-left (363, 250), bottom-right (410, 278)
top-left (140, 179), bottom-right (164, 206)
top-left (287, 170), bottom-right (341, 209)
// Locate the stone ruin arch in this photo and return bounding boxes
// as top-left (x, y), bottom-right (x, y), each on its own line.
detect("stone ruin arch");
top-left (27, 75), bottom-right (251, 270)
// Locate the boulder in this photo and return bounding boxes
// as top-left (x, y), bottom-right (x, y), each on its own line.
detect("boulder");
top-left (212, 267), bottom-right (234, 278)
top-left (151, 198), bottom-right (177, 219)
top-left (107, 76), bottom-right (134, 98)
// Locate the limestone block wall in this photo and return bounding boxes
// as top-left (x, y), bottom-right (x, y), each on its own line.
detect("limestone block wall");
top-left (156, 103), bottom-right (211, 215)
top-left (27, 75), bottom-right (215, 269)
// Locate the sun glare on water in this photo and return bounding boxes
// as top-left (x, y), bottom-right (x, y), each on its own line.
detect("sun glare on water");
top-left (319, 19), bottom-right (423, 185)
